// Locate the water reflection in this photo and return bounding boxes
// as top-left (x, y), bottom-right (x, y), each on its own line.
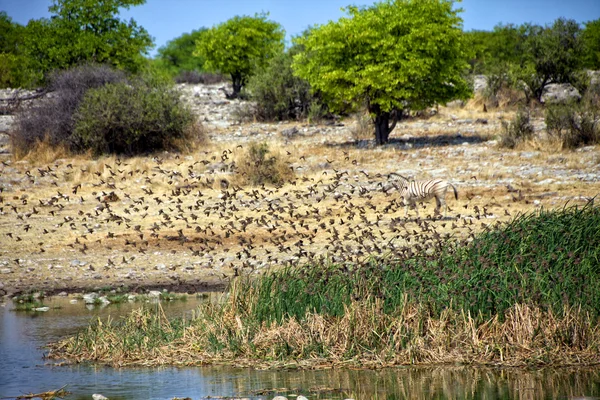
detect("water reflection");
top-left (1, 296), bottom-right (600, 399)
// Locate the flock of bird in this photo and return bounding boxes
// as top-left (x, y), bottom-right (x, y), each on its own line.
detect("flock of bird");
top-left (0, 144), bottom-right (528, 294)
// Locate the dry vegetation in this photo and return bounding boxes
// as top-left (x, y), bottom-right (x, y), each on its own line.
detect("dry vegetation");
top-left (0, 102), bottom-right (598, 297)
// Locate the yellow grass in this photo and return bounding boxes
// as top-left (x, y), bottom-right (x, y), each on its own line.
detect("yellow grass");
top-left (0, 105), bottom-right (599, 296)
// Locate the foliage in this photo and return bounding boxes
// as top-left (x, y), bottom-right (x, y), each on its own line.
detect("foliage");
top-left (521, 18), bottom-right (583, 102)
top-left (245, 49), bottom-right (317, 121)
top-left (155, 29), bottom-right (208, 77)
top-left (11, 63), bottom-right (201, 156)
top-left (51, 204), bottom-right (600, 368)
top-left (254, 203), bottom-right (600, 322)
top-left (545, 100), bottom-right (599, 149)
top-left (72, 78), bottom-right (200, 155)
top-left (292, 0), bottom-right (471, 145)
top-left (234, 142), bottom-right (294, 186)
top-left (499, 108), bottom-right (534, 148)
top-left (469, 19), bottom-right (583, 104)
top-left (464, 24), bottom-right (530, 74)
top-left (194, 13), bottom-right (285, 97)
top-left (580, 18), bottom-right (600, 69)
top-left (19, 0), bottom-right (152, 84)
top-left (0, 12), bottom-right (37, 87)
top-left (12, 63), bottom-right (127, 153)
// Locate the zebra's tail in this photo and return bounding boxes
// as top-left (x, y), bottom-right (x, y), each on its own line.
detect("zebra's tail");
top-left (450, 183), bottom-right (458, 200)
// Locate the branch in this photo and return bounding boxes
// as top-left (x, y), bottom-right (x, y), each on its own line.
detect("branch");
top-left (0, 90), bottom-right (49, 102)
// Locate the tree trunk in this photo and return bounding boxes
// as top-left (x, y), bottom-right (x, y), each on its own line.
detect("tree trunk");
top-left (373, 109), bottom-right (399, 145)
top-left (230, 72), bottom-right (244, 99)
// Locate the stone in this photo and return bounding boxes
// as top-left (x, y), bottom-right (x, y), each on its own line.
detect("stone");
top-left (541, 83), bottom-right (581, 104)
top-left (83, 293), bottom-right (98, 304)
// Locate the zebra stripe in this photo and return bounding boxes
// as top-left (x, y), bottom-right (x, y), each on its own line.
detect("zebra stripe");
top-left (396, 178), bottom-right (458, 218)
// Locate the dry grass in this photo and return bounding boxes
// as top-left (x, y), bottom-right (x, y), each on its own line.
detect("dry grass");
top-left (0, 103), bottom-right (599, 296)
top-left (48, 293), bottom-right (600, 369)
top-left (11, 136), bottom-right (73, 165)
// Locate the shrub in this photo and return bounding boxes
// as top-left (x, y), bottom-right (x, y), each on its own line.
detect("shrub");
top-left (499, 108), bottom-right (534, 148)
top-left (234, 142), bottom-right (294, 186)
top-left (245, 51), bottom-right (318, 121)
top-left (72, 78), bottom-right (201, 155)
top-left (11, 63), bottom-right (203, 157)
top-left (545, 101), bottom-right (599, 149)
top-left (11, 63), bottom-right (127, 155)
top-left (350, 111), bottom-right (373, 141)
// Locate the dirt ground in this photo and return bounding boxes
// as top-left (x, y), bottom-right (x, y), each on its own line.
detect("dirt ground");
top-left (0, 101), bottom-right (598, 298)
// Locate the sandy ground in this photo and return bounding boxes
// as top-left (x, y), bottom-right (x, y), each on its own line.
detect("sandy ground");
top-left (1, 99), bottom-right (598, 297)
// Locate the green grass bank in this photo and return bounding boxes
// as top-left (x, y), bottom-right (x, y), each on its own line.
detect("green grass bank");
top-left (49, 203), bottom-right (600, 368)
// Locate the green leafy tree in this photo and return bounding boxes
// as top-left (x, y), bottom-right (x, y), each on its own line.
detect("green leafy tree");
top-left (0, 11), bottom-right (21, 54)
top-left (511, 18), bottom-right (583, 102)
top-left (20, 0), bottom-right (152, 82)
top-left (292, 0), bottom-right (471, 145)
top-left (581, 18), bottom-right (600, 69)
top-left (0, 12), bottom-right (38, 88)
top-left (195, 13), bottom-right (285, 97)
top-left (465, 25), bottom-right (528, 74)
top-left (246, 47), bottom-right (318, 121)
top-left (156, 29), bottom-right (208, 76)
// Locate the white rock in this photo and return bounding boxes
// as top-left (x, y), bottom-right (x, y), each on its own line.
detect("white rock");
top-left (83, 293), bottom-right (98, 304)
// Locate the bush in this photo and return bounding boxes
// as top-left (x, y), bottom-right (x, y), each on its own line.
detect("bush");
top-left (11, 63), bottom-right (203, 157)
top-left (499, 108), bottom-right (534, 148)
top-left (11, 63), bottom-right (127, 154)
top-left (350, 111), bottom-right (373, 141)
top-left (545, 101), bottom-right (599, 149)
top-left (245, 51), bottom-right (319, 121)
top-left (234, 142), bottom-right (294, 186)
top-left (72, 78), bottom-right (201, 155)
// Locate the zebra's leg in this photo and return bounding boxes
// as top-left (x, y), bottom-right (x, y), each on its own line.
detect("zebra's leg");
top-left (405, 199), bottom-right (418, 218)
top-left (435, 196), bottom-right (444, 219)
top-left (412, 201), bottom-right (419, 218)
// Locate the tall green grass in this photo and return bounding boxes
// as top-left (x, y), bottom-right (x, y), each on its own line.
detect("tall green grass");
top-left (247, 203), bottom-right (600, 322)
top-left (49, 204), bottom-right (600, 367)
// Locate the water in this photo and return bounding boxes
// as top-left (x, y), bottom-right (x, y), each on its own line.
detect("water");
top-left (2, 295), bottom-right (600, 400)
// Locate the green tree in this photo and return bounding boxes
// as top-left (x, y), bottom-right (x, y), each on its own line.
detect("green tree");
top-left (195, 13), bottom-right (285, 97)
top-left (156, 29), bottom-right (207, 76)
top-left (0, 12), bottom-right (21, 87)
top-left (581, 18), bottom-right (600, 69)
top-left (20, 0), bottom-right (152, 82)
top-left (292, 0), bottom-right (471, 145)
top-left (512, 18), bottom-right (583, 102)
top-left (246, 46), bottom-right (317, 121)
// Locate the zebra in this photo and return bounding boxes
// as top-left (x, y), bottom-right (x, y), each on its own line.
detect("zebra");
top-left (389, 173), bottom-right (458, 218)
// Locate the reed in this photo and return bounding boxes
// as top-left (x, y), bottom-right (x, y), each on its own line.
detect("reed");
top-left (48, 204), bottom-right (600, 368)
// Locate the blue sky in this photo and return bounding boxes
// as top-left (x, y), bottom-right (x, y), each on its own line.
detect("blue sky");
top-left (2, 0), bottom-right (599, 56)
